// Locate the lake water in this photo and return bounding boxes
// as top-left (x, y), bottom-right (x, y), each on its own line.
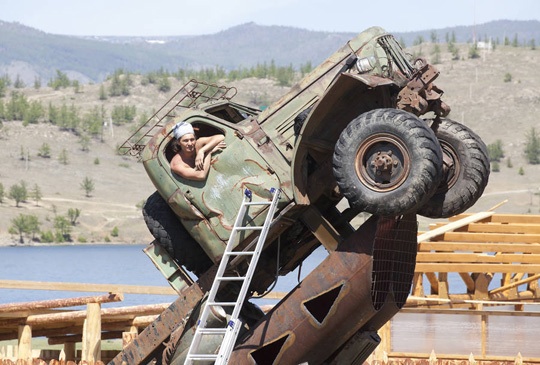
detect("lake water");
top-left (0, 244), bottom-right (323, 307)
top-left (1, 244), bottom-right (539, 358)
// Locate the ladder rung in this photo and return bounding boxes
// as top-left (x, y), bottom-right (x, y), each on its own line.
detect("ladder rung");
top-left (208, 301), bottom-right (237, 306)
top-left (234, 226), bottom-right (263, 231)
top-left (187, 354), bottom-right (218, 360)
top-left (224, 251), bottom-right (254, 256)
top-left (216, 276), bottom-right (246, 281)
top-left (197, 328), bottom-right (227, 335)
top-left (244, 201), bottom-right (271, 206)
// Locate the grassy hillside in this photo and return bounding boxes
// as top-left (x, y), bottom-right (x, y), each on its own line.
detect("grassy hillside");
top-left (1, 19), bottom-right (539, 84)
top-left (0, 42), bottom-right (539, 245)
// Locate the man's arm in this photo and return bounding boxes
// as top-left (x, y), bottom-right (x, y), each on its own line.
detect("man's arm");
top-left (195, 134), bottom-right (226, 170)
top-left (170, 153), bottom-right (212, 181)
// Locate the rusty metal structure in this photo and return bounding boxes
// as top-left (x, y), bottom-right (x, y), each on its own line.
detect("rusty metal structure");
top-left (113, 26), bottom-right (490, 364)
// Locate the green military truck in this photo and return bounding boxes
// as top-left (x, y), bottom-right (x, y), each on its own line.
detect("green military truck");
top-left (116, 26), bottom-right (489, 364)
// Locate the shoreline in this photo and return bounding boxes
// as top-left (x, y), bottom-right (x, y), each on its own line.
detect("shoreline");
top-left (0, 235), bottom-right (146, 248)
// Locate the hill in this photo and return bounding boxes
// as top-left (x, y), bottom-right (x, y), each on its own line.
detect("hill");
top-left (1, 20), bottom-right (539, 84)
top-left (0, 36), bottom-right (539, 246)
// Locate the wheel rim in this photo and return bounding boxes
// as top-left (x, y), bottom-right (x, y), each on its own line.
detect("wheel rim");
top-left (355, 133), bottom-right (411, 192)
top-left (437, 140), bottom-right (461, 193)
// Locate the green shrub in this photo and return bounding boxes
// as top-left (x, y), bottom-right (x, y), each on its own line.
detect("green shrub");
top-left (40, 230), bottom-right (55, 243)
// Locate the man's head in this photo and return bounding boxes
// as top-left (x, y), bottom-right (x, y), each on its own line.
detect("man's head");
top-left (173, 121), bottom-right (195, 140)
top-left (173, 121), bottom-right (196, 154)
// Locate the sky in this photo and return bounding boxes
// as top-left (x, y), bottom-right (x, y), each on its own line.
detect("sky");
top-left (1, 0), bottom-right (539, 36)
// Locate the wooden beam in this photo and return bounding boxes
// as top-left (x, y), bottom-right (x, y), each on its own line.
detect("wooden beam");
top-left (63, 342), bottom-right (76, 361)
top-left (0, 293), bottom-right (123, 314)
top-left (417, 211), bottom-right (494, 242)
top-left (416, 252), bottom-right (540, 264)
top-left (300, 205), bottom-right (342, 251)
top-left (428, 222), bottom-right (540, 234)
top-left (0, 303), bottom-right (171, 328)
top-left (459, 272), bottom-right (475, 292)
top-left (490, 273), bottom-right (540, 294)
top-left (415, 263), bottom-right (540, 273)
top-left (17, 324), bottom-right (32, 363)
top-left (418, 242), bottom-right (540, 253)
top-left (82, 302), bottom-right (101, 363)
top-left (0, 316), bottom-right (159, 341)
top-left (0, 280), bottom-right (176, 295)
top-left (432, 232), bottom-right (540, 244)
top-left (449, 213), bottom-right (540, 224)
top-left (464, 223), bottom-right (540, 234)
top-left (425, 273), bottom-right (439, 294)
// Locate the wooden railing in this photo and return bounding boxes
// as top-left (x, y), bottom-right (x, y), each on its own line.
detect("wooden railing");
top-left (411, 212), bottom-right (540, 307)
top-left (0, 283), bottom-right (174, 364)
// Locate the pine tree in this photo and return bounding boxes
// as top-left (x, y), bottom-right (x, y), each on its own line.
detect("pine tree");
top-left (30, 184), bottom-right (42, 206)
top-left (81, 176), bottom-right (95, 197)
top-left (524, 127), bottom-right (540, 164)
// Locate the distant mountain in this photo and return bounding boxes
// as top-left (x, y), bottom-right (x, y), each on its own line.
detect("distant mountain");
top-left (1, 20), bottom-right (538, 84)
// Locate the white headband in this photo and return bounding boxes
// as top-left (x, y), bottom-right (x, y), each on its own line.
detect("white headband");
top-left (173, 121), bottom-right (195, 140)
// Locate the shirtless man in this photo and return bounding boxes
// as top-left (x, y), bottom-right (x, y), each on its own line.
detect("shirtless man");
top-left (170, 121), bottom-right (226, 181)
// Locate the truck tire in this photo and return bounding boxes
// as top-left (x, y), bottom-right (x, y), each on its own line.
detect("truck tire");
top-left (143, 191), bottom-right (212, 276)
top-left (418, 118), bottom-right (490, 218)
top-left (333, 108), bottom-right (443, 216)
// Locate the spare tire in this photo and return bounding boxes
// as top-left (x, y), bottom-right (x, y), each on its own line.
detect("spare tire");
top-left (143, 191), bottom-right (212, 276)
top-left (418, 118), bottom-right (490, 218)
top-left (333, 108), bottom-right (443, 216)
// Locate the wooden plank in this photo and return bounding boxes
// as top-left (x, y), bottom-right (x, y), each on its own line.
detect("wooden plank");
top-left (459, 272), bottom-right (475, 292)
top-left (488, 214), bottom-right (540, 224)
top-left (449, 213), bottom-right (540, 224)
top-left (417, 211), bottom-right (494, 242)
top-left (0, 316), bottom-right (158, 341)
top-left (17, 324), bottom-right (32, 362)
top-left (490, 273), bottom-right (540, 294)
top-left (82, 302), bottom-right (101, 363)
top-left (64, 342), bottom-right (76, 361)
top-left (0, 280), bottom-right (176, 295)
top-left (464, 223), bottom-right (540, 234)
top-left (415, 263), bottom-right (540, 273)
top-left (0, 293), bottom-right (123, 313)
top-left (0, 303), bottom-right (171, 328)
top-left (432, 232), bottom-right (540, 243)
top-left (416, 252), bottom-right (540, 264)
top-left (429, 222), bottom-right (540, 234)
top-left (418, 242), bottom-right (540, 253)
top-left (425, 273), bottom-right (439, 294)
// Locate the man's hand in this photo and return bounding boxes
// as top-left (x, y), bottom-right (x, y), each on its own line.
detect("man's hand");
top-left (211, 141), bottom-right (227, 153)
top-left (195, 150), bottom-right (205, 170)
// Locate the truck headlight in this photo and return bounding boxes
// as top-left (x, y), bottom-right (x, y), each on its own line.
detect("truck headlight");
top-left (356, 56), bottom-right (376, 73)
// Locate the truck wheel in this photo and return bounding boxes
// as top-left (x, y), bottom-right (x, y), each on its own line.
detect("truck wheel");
top-left (333, 109), bottom-right (443, 216)
top-left (143, 191), bottom-right (212, 276)
top-left (418, 118), bottom-right (490, 218)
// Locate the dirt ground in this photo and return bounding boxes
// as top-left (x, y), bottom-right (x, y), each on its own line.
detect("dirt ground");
top-left (0, 43), bottom-right (539, 245)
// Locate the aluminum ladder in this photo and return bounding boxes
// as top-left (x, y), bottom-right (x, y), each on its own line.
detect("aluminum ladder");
top-left (184, 188), bottom-right (281, 365)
